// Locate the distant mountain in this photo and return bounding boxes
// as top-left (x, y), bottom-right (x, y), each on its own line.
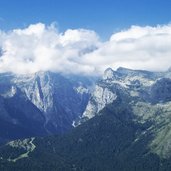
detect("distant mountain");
top-left (1, 67), bottom-right (171, 171)
top-left (81, 67), bottom-right (171, 120)
top-left (0, 71), bottom-right (94, 142)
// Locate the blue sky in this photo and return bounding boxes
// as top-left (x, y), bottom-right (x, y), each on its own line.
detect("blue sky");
top-left (0, 0), bottom-right (171, 39)
top-left (0, 0), bottom-right (171, 74)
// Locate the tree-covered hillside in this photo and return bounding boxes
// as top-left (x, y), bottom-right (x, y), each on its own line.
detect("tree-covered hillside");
top-left (1, 101), bottom-right (171, 171)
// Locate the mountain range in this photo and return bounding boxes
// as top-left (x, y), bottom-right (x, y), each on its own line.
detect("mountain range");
top-left (0, 71), bottom-right (95, 143)
top-left (1, 67), bottom-right (171, 170)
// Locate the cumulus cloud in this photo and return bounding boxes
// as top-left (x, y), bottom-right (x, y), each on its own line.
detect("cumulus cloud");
top-left (0, 23), bottom-right (171, 75)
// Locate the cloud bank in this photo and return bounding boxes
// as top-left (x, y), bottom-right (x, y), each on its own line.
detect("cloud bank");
top-left (0, 23), bottom-right (171, 75)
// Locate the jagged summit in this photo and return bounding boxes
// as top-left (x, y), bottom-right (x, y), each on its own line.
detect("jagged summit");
top-left (116, 67), bottom-right (154, 76)
top-left (103, 67), bottom-right (155, 81)
top-left (116, 66), bottom-right (132, 72)
top-left (103, 67), bottom-right (114, 79)
top-left (116, 67), bottom-right (140, 75)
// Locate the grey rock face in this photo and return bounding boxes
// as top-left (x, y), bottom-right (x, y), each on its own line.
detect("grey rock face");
top-left (82, 67), bottom-right (171, 120)
top-left (0, 71), bottom-right (92, 142)
top-left (15, 72), bottom-right (90, 132)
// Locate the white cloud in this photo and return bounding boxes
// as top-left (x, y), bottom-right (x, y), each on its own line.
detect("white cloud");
top-left (0, 23), bottom-right (171, 75)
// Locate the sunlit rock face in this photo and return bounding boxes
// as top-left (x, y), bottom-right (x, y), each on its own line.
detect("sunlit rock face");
top-left (82, 67), bottom-right (171, 121)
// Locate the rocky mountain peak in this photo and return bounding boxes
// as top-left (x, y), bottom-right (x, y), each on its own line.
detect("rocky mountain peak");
top-left (103, 67), bottom-right (114, 80)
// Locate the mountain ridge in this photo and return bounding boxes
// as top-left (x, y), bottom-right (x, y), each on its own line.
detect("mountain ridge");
top-left (1, 67), bottom-right (171, 170)
top-left (0, 71), bottom-right (94, 142)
